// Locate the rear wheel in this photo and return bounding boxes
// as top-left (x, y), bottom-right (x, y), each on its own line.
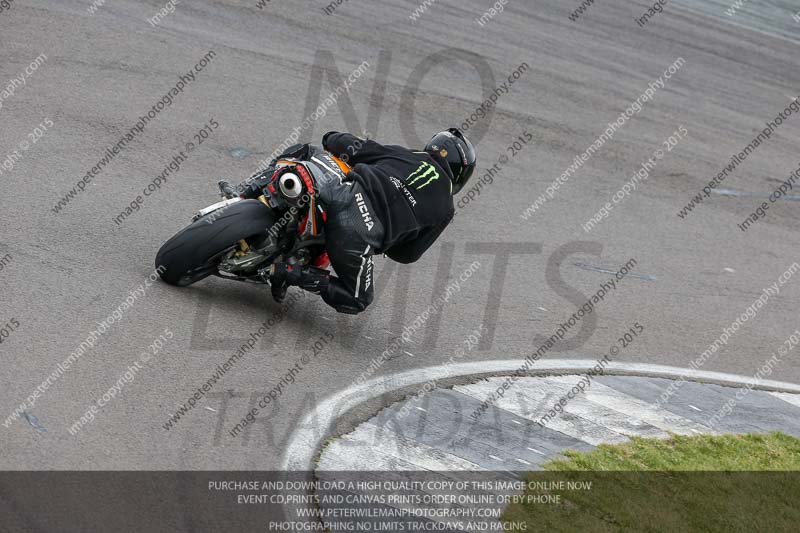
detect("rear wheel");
top-left (155, 199), bottom-right (277, 286)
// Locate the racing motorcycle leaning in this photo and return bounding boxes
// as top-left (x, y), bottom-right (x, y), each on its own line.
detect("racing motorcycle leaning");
top-left (155, 146), bottom-right (349, 288)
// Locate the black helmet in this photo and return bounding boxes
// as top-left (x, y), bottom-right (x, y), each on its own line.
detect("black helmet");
top-left (424, 128), bottom-right (476, 195)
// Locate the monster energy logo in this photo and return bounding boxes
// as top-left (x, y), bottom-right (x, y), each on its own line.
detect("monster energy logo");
top-left (406, 162), bottom-right (440, 190)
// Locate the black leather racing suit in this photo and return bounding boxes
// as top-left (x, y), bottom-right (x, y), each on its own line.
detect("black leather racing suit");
top-left (263, 132), bottom-right (455, 314)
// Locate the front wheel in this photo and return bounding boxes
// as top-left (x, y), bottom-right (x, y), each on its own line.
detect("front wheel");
top-left (155, 199), bottom-right (277, 286)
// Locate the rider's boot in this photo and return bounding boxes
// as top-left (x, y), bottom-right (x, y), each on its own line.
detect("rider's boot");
top-left (262, 263), bottom-right (331, 303)
top-left (218, 180), bottom-right (238, 199)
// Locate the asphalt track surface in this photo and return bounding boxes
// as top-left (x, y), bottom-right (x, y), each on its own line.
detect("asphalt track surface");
top-left (1, 0), bottom-right (799, 470)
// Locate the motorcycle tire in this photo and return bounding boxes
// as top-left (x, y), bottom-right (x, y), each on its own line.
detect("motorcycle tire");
top-left (155, 199), bottom-right (276, 286)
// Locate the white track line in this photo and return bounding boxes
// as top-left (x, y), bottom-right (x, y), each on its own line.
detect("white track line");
top-left (546, 375), bottom-right (713, 436)
top-left (505, 376), bottom-right (670, 439)
top-left (455, 379), bottom-right (629, 446)
top-left (770, 391), bottom-right (800, 409)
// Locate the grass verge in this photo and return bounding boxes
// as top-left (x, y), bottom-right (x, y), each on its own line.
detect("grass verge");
top-left (501, 432), bottom-right (800, 532)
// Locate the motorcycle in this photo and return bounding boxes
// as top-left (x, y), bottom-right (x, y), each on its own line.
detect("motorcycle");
top-left (155, 150), bottom-right (350, 287)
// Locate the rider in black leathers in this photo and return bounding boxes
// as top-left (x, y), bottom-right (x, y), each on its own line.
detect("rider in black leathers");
top-left (239, 128), bottom-right (476, 315)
